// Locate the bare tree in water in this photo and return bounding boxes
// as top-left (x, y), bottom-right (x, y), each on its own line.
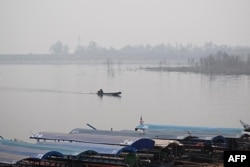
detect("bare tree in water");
top-left (104, 58), bottom-right (114, 77)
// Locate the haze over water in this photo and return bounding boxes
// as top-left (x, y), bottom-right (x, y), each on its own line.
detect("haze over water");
top-left (0, 64), bottom-right (249, 142)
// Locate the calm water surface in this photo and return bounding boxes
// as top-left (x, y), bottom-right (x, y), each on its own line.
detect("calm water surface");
top-left (0, 64), bottom-right (249, 141)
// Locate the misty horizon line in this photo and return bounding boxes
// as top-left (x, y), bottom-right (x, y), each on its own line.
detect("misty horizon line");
top-left (1, 41), bottom-right (250, 55)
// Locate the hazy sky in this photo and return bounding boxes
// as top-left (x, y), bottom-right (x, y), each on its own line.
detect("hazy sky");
top-left (1, 0), bottom-right (250, 54)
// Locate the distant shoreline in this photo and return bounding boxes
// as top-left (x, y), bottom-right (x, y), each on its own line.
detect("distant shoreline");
top-left (142, 66), bottom-right (250, 75)
top-left (1, 51), bottom-right (250, 76)
top-left (1, 43), bottom-right (250, 66)
top-left (143, 52), bottom-right (250, 75)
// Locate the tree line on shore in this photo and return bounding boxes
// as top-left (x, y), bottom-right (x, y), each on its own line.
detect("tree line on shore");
top-left (51, 41), bottom-right (250, 61)
top-left (193, 52), bottom-right (250, 74)
top-left (147, 51), bottom-right (250, 75)
top-left (0, 41), bottom-right (250, 75)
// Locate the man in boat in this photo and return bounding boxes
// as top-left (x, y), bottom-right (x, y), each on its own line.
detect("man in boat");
top-left (97, 89), bottom-right (103, 96)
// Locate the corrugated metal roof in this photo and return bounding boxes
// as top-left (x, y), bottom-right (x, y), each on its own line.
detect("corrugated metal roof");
top-left (0, 139), bottom-right (136, 165)
top-left (0, 139), bottom-right (65, 164)
top-left (69, 128), bottom-right (241, 140)
top-left (30, 132), bottom-right (155, 150)
top-left (36, 141), bottom-right (136, 155)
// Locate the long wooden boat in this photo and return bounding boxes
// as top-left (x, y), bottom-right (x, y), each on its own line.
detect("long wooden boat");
top-left (97, 89), bottom-right (121, 96)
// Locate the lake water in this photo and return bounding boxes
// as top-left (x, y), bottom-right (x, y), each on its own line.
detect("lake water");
top-left (0, 64), bottom-right (249, 142)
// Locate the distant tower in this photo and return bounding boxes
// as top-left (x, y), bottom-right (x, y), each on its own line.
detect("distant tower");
top-left (140, 115), bottom-right (144, 125)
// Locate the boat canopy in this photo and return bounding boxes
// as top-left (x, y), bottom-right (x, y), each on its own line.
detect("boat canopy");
top-left (0, 139), bottom-right (136, 165)
top-left (36, 141), bottom-right (137, 155)
top-left (30, 132), bottom-right (155, 151)
top-left (69, 127), bottom-right (241, 142)
top-left (0, 139), bottom-right (64, 164)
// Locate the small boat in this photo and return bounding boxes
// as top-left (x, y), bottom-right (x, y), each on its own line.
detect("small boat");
top-left (97, 89), bottom-right (121, 97)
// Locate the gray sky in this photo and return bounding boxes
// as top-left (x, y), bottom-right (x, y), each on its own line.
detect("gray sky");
top-left (1, 0), bottom-right (250, 54)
